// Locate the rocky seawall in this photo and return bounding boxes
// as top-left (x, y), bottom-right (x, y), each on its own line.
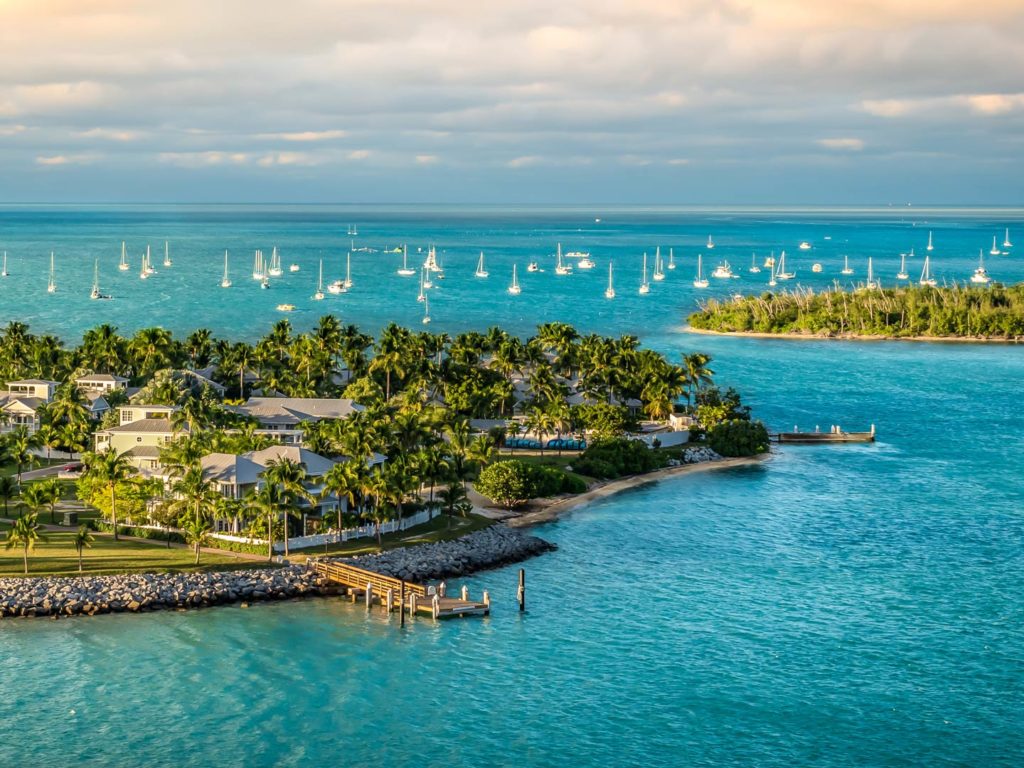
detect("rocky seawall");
top-left (0, 567), bottom-right (328, 619)
top-left (340, 525), bottom-right (556, 582)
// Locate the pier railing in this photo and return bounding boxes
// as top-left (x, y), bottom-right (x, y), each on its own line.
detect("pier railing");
top-left (311, 560), bottom-right (427, 599)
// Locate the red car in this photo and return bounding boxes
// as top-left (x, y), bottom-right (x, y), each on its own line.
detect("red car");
top-left (61, 462), bottom-right (84, 472)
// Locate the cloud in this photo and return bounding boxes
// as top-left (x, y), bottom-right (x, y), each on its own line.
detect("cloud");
top-left (76, 127), bottom-right (140, 141)
top-left (256, 151), bottom-right (320, 166)
top-left (963, 93), bottom-right (1024, 115)
top-left (818, 137), bottom-right (865, 151)
top-left (346, 149), bottom-right (372, 160)
top-left (36, 154), bottom-right (97, 166)
top-left (666, 158), bottom-right (690, 165)
top-left (415, 154), bottom-right (440, 165)
top-left (0, 124), bottom-right (27, 136)
top-left (261, 129), bottom-right (347, 142)
top-left (158, 151), bottom-right (249, 167)
top-left (507, 155), bottom-right (541, 168)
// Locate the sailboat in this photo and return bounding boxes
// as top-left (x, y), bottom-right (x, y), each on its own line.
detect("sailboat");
top-left (475, 251), bottom-right (489, 278)
top-left (268, 247), bottom-right (283, 277)
top-left (1, 251), bottom-right (7, 277)
top-left (667, 248), bottom-right (676, 270)
top-left (693, 253), bottom-right (709, 288)
top-left (508, 264), bottom-right (521, 295)
top-left (652, 246), bottom-right (665, 281)
top-left (970, 250), bottom-right (992, 284)
top-left (841, 255), bottom-right (854, 276)
top-left (749, 253), bottom-right (761, 274)
top-left (144, 245), bottom-right (155, 275)
top-left (896, 253), bottom-right (909, 280)
top-left (919, 254), bottom-right (937, 286)
top-left (252, 250), bottom-right (264, 280)
top-left (347, 224), bottom-right (358, 236)
top-left (554, 243), bottom-right (572, 275)
top-left (118, 241), bottom-right (129, 271)
top-left (423, 245), bottom-right (442, 273)
top-left (775, 250), bottom-right (795, 280)
top-left (397, 245), bottom-right (416, 276)
top-left (604, 262), bottom-right (615, 299)
top-left (417, 268), bottom-right (426, 302)
top-left (313, 259), bottom-right (325, 299)
top-left (221, 250), bottom-right (232, 288)
top-left (527, 261), bottom-right (540, 272)
top-left (344, 252), bottom-right (353, 288)
top-left (139, 248), bottom-right (149, 280)
top-left (989, 236), bottom-right (1001, 256)
top-left (1004, 228), bottom-right (1013, 248)
top-left (864, 258), bottom-right (879, 290)
top-left (422, 294), bottom-right (431, 325)
top-left (163, 241), bottom-right (172, 268)
top-left (926, 231), bottom-right (934, 251)
top-left (639, 253), bottom-right (650, 295)
top-left (90, 259), bottom-right (111, 300)
top-left (706, 235), bottom-right (715, 249)
top-left (47, 252), bottom-right (56, 293)
top-left (768, 258), bottom-right (777, 287)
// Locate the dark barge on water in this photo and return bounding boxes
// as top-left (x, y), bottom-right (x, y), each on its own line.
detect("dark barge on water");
top-left (772, 424), bottom-right (876, 444)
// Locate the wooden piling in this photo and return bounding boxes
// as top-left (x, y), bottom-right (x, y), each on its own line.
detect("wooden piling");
top-left (365, 582), bottom-right (373, 610)
top-left (386, 588), bottom-right (394, 613)
top-left (517, 569), bottom-right (525, 612)
top-left (400, 581), bottom-right (406, 627)
top-left (461, 585), bottom-right (469, 602)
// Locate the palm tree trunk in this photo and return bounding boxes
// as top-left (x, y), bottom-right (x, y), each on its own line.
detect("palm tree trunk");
top-left (194, 543), bottom-right (200, 565)
top-left (283, 516), bottom-right (290, 558)
top-left (267, 513), bottom-right (273, 560)
top-left (110, 484), bottom-right (119, 541)
top-left (78, 548), bottom-right (83, 573)
top-left (23, 547), bottom-right (28, 575)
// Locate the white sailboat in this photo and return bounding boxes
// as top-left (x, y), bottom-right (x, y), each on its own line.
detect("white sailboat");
top-left (268, 247), bottom-right (283, 277)
top-left (422, 293), bottom-right (431, 325)
top-left (897, 253), bottom-right (909, 280)
top-left (1004, 228), bottom-right (1013, 248)
top-left (313, 259), bottom-right (325, 300)
top-left (47, 252), bottom-right (56, 293)
top-left (749, 253), bottom-right (761, 274)
top-left (667, 248), bottom-right (676, 270)
top-left (864, 257), bottom-right (879, 290)
top-left (970, 250), bottom-right (992, 284)
top-left (252, 250), bottom-right (264, 280)
top-left (163, 241), bottom-right (172, 268)
top-left (926, 231), bottom-right (934, 251)
top-left (775, 250), bottom-right (795, 280)
top-left (508, 264), bottom-right (521, 295)
top-left (423, 245), bottom-right (442, 273)
top-left (90, 259), bottom-right (110, 300)
top-left (989, 236), bottom-right (1001, 256)
top-left (139, 248), bottom-right (149, 280)
top-left (145, 245), bottom-right (155, 275)
top-left (417, 268), bottom-right (426, 302)
top-left (554, 243), bottom-right (572, 275)
top-left (693, 253), bottom-right (709, 288)
top-left (475, 251), bottom-right (489, 278)
top-left (604, 262), bottom-right (615, 299)
top-left (919, 254), bottom-right (937, 286)
top-left (706, 235), bottom-right (715, 249)
top-left (652, 247), bottom-right (665, 281)
top-left (1, 251), bottom-right (7, 277)
top-left (768, 259), bottom-right (777, 288)
top-left (344, 252), bottom-right (353, 288)
top-left (397, 245), bottom-right (416, 276)
top-left (221, 250), bottom-right (232, 288)
top-left (639, 253), bottom-right (650, 295)
top-left (118, 241), bottom-right (129, 271)
top-left (841, 255), bottom-right (854, 276)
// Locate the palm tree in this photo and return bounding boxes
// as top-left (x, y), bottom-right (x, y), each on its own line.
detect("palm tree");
top-left (73, 524), bottom-right (94, 573)
top-left (41, 477), bottom-right (63, 524)
top-left (21, 482), bottom-right (50, 522)
top-left (437, 483), bottom-right (471, 530)
top-left (185, 328), bottom-right (214, 368)
top-left (321, 460), bottom-right (363, 530)
top-left (36, 423), bottom-right (62, 461)
top-left (80, 324), bottom-right (126, 373)
top-left (180, 517), bottom-right (213, 566)
top-left (683, 353), bottom-right (715, 407)
top-left (245, 482), bottom-right (287, 560)
top-left (83, 447), bottom-right (134, 540)
top-left (5, 512), bottom-right (46, 574)
top-left (130, 327), bottom-right (175, 377)
top-left (370, 323), bottom-right (412, 400)
top-left (0, 475), bottom-right (17, 516)
top-left (262, 457), bottom-right (311, 557)
top-left (5, 425), bottom-right (41, 486)
top-left (169, 466), bottom-right (217, 525)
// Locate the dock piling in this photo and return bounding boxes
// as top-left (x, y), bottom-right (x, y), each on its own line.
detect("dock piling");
top-left (517, 569), bottom-right (526, 612)
top-left (400, 581), bottom-right (406, 627)
top-left (365, 582), bottom-right (373, 610)
top-left (386, 588), bottom-right (394, 613)
top-left (409, 593), bottom-right (418, 617)
top-left (461, 585), bottom-right (469, 602)
top-left (483, 590), bottom-right (490, 610)
top-left (432, 594), bottom-right (440, 620)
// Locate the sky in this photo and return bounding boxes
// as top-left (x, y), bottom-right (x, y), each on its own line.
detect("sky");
top-left (0, 0), bottom-right (1022, 205)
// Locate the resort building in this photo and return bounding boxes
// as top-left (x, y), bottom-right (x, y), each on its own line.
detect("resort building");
top-left (0, 379), bottom-right (59, 434)
top-left (94, 405), bottom-right (184, 471)
top-left (229, 396), bottom-right (365, 445)
top-left (75, 373), bottom-right (129, 395)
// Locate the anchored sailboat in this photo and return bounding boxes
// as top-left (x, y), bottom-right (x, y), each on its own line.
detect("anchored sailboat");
top-left (422, 293), bottom-right (431, 325)
top-left (926, 231), bottom-right (934, 251)
top-left (970, 250), bottom-right (992, 284)
top-left (896, 253), bottom-right (909, 280)
top-left (1, 251), bottom-right (7, 277)
top-left (1004, 228), bottom-right (1013, 248)
top-left (706, 235), bottom-right (715, 249)
top-left (667, 248), bottom-right (676, 270)
top-left (344, 252), bottom-right (352, 288)
top-left (775, 250), bottom-right (795, 280)
top-left (989, 236), bottom-right (1001, 256)
top-left (313, 259), bottom-right (325, 300)
top-left (841, 254), bottom-right (854, 276)
top-left (163, 241), bottom-right (172, 268)
top-left (475, 251), bottom-right (489, 278)
top-left (693, 253), bottom-right (709, 288)
top-left (397, 245), bottom-right (416, 276)
top-left (508, 264), bottom-right (521, 295)
top-left (749, 253), bottom-right (761, 274)
top-left (605, 262), bottom-right (615, 299)
top-left (919, 254), bottom-right (937, 286)
top-left (864, 257), bottom-right (879, 290)
top-left (252, 250), bottom-right (264, 280)
top-left (652, 246), bottom-right (665, 281)
top-left (554, 243), bottom-right (572, 275)
top-left (221, 251), bottom-right (232, 288)
top-left (639, 253), bottom-right (650, 295)
top-left (119, 241), bottom-right (129, 271)
top-left (268, 247), bottom-right (283, 277)
top-left (90, 259), bottom-right (111, 300)
top-left (47, 252), bottom-right (56, 293)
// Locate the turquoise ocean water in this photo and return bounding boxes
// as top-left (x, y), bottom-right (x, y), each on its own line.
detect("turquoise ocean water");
top-left (1, 206), bottom-right (1023, 767)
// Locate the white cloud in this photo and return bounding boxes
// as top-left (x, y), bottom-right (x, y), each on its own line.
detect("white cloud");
top-left (76, 127), bottom-right (140, 141)
top-left (347, 149), bottom-right (372, 160)
top-left (415, 154), bottom-right (440, 165)
top-left (158, 151), bottom-right (249, 167)
top-left (818, 137), bottom-right (865, 151)
top-left (0, 124), bottom-right (27, 136)
top-left (507, 155), bottom-right (541, 168)
top-left (257, 151), bottom-right (320, 167)
top-left (262, 130), bottom-right (347, 142)
top-left (36, 154), bottom-right (97, 166)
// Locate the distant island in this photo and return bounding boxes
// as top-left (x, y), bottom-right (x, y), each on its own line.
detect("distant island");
top-left (688, 284), bottom-right (1024, 341)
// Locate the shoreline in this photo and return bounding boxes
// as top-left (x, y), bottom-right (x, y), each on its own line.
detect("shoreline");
top-left (684, 326), bottom-right (1023, 345)
top-left (505, 454), bottom-right (769, 528)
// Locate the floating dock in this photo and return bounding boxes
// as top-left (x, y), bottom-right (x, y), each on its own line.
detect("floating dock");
top-left (773, 424), bottom-right (875, 444)
top-left (309, 559), bottom-right (490, 618)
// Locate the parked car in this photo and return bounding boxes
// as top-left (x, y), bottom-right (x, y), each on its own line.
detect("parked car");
top-left (61, 462), bottom-right (84, 472)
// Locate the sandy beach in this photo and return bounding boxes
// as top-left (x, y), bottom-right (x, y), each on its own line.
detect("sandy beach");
top-left (684, 326), bottom-right (1022, 344)
top-left (500, 454), bottom-right (770, 528)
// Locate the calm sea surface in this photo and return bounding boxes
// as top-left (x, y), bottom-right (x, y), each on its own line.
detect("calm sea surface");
top-left (1, 206), bottom-right (1023, 767)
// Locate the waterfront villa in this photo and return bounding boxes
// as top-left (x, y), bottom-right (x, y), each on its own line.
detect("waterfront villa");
top-left (76, 373), bottom-right (129, 395)
top-left (229, 396), bottom-right (365, 445)
top-left (93, 405), bottom-right (183, 471)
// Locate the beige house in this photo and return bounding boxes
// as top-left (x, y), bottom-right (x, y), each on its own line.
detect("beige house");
top-left (0, 379), bottom-right (59, 434)
top-left (94, 405), bottom-right (183, 471)
top-left (76, 373), bottom-right (129, 395)
top-left (230, 396), bottom-right (364, 445)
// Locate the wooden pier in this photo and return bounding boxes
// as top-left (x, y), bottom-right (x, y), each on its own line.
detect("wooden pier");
top-left (773, 424), bottom-right (876, 444)
top-left (309, 559), bottom-right (490, 618)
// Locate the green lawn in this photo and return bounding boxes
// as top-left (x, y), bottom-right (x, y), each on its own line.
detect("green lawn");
top-left (286, 512), bottom-right (494, 560)
top-left (0, 459), bottom-right (68, 478)
top-left (0, 530), bottom-right (267, 578)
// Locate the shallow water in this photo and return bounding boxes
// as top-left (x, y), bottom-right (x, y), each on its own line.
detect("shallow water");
top-left (2, 207), bottom-right (1023, 767)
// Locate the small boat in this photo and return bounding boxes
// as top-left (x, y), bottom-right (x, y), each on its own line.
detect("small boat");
top-left (276, 304), bottom-right (295, 312)
top-left (775, 250), bottom-right (795, 280)
top-left (667, 248), bottom-right (676, 270)
top-left (397, 245), bottom-right (416, 276)
top-left (139, 248), bottom-right (150, 280)
top-left (144, 245), bottom-right (155, 275)
top-left (926, 231), bottom-right (934, 251)
top-left (289, 263), bottom-right (300, 272)
top-left (639, 253), bottom-right (650, 295)
top-left (811, 263), bottom-right (823, 273)
top-left (799, 241), bottom-right (812, 250)
top-left (417, 268), bottom-right (426, 302)
top-left (118, 241), bottom-right (129, 271)
top-left (748, 253), bottom-right (760, 274)
top-left (864, 257), bottom-right (880, 290)
top-left (327, 279), bottom-right (346, 294)
top-left (344, 252), bottom-right (353, 288)
top-left (764, 254), bottom-right (775, 268)
top-left (909, 247), bottom-right (915, 258)
top-left (526, 261), bottom-right (540, 273)
top-left (90, 259), bottom-right (111, 299)
top-left (508, 264), bottom-right (521, 295)
top-left (260, 276), bottom-right (270, 290)
top-left (1, 251), bottom-right (7, 277)
top-left (221, 250), bottom-right (232, 288)
top-left (706, 235), bottom-right (715, 249)
top-left (47, 252), bottom-right (56, 293)
top-left (896, 253), bottom-right (909, 280)
top-left (1004, 228), bottom-right (1013, 248)
top-left (267, 247), bottom-right (283, 277)
top-left (423, 271), bottom-right (434, 289)
top-left (919, 254), bottom-right (937, 286)
top-left (252, 250), bottom-right (264, 280)
top-left (422, 294), bottom-right (431, 325)
top-left (604, 262), bottom-right (615, 299)
top-left (652, 246), bottom-right (665, 281)
top-left (347, 224), bottom-right (358, 236)
top-left (554, 243), bottom-right (572, 275)
top-left (163, 241), bottom-right (172, 268)
top-left (693, 253), bottom-right (709, 288)
top-left (475, 251), bottom-right (489, 278)
top-left (989, 236), bottom-right (1001, 256)
top-left (970, 250), bottom-right (992, 285)
top-left (711, 261), bottom-right (735, 279)
top-left (575, 252), bottom-right (595, 269)
top-left (313, 259), bottom-right (325, 299)
top-left (840, 255), bottom-right (854, 276)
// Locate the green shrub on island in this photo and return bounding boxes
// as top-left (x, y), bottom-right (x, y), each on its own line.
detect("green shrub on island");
top-left (688, 284), bottom-right (1024, 339)
top-left (695, 387), bottom-right (751, 430)
top-left (708, 419), bottom-right (770, 457)
top-left (572, 438), bottom-right (662, 479)
top-left (570, 403), bottom-right (632, 439)
top-left (475, 460), bottom-right (587, 508)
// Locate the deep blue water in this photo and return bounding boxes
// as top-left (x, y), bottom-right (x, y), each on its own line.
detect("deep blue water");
top-left (2, 207), bottom-right (1023, 767)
